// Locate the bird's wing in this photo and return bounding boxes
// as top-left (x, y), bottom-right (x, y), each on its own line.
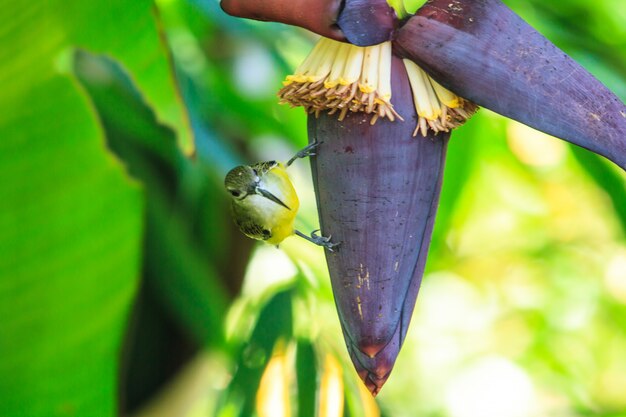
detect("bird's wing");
top-left (250, 160), bottom-right (278, 176)
top-left (231, 203), bottom-right (272, 241)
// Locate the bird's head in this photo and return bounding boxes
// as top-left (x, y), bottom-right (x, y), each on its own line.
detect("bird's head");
top-left (224, 165), bottom-right (291, 210)
top-left (224, 165), bottom-right (258, 201)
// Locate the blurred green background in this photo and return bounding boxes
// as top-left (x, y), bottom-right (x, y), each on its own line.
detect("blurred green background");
top-left (1, 0), bottom-right (625, 416)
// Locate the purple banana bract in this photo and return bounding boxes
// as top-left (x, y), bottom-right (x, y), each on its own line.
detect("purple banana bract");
top-left (394, 0), bottom-right (626, 170)
top-left (308, 57), bottom-right (448, 395)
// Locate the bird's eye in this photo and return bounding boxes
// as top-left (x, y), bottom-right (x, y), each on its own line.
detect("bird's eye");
top-left (230, 190), bottom-right (241, 198)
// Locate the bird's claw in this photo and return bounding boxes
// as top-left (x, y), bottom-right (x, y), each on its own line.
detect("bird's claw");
top-left (296, 141), bottom-right (322, 159)
top-left (310, 229), bottom-right (340, 252)
top-left (287, 141), bottom-right (324, 167)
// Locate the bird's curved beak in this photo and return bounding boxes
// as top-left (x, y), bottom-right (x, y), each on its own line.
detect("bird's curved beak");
top-left (256, 187), bottom-right (291, 210)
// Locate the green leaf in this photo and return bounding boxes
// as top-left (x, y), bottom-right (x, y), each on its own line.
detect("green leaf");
top-left (74, 51), bottom-right (230, 348)
top-left (0, 0), bottom-right (189, 415)
top-left (218, 289), bottom-right (294, 417)
top-left (295, 341), bottom-right (318, 417)
top-left (571, 147), bottom-right (626, 234)
top-left (58, 1), bottom-right (194, 153)
top-left (429, 121), bottom-right (478, 259)
top-left (0, 18), bottom-right (143, 417)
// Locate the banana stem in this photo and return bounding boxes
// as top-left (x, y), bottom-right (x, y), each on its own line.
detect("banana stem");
top-left (386, 0), bottom-right (429, 19)
top-left (386, 0), bottom-right (408, 18)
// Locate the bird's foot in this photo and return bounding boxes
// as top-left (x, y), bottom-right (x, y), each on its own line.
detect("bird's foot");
top-left (310, 230), bottom-right (340, 252)
top-left (295, 229), bottom-right (340, 252)
top-left (286, 141), bottom-right (323, 167)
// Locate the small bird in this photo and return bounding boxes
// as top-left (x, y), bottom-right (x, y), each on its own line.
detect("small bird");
top-left (224, 142), bottom-right (339, 251)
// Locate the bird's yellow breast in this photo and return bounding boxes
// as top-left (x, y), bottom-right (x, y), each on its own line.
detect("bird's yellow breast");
top-left (262, 164), bottom-right (299, 244)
